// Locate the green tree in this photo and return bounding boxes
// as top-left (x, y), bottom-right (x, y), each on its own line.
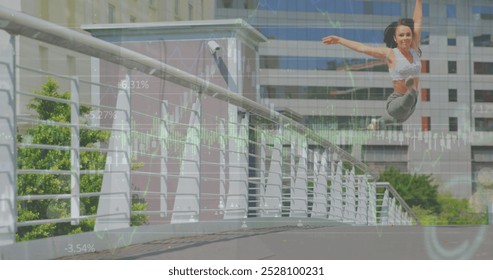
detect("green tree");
top-left (379, 167), bottom-right (441, 213)
top-left (17, 77), bottom-right (147, 241)
top-left (379, 167), bottom-right (487, 225)
top-left (435, 194), bottom-right (487, 225)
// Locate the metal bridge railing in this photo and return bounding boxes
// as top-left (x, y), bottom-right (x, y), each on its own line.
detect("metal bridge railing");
top-left (0, 5), bottom-right (418, 251)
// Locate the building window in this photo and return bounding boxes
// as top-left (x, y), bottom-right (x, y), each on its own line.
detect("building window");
top-left (475, 62), bottom-right (493, 74)
top-left (471, 146), bottom-right (493, 192)
top-left (421, 60), bottom-right (430, 73)
top-left (362, 145), bottom-right (408, 162)
top-left (244, 0), bottom-right (250, 9)
top-left (175, 0), bottom-right (180, 17)
top-left (108, 4), bottom-right (115, 23)
top-left (422, 116), bottom-right (431, 131)
top-left (363, 1), bottom-right (373, 14)
top-left (448, 61), bottom-right (457, 74)
top-left (201, 0), bottom-right (205, 19)
top-left (258, 26), bottom-right (385, 43)
top-left (449, 117), bottom-right (458, 132)
top-left (221, 0), bottom-right (233, 8)
top-left (421, 88), bottom-right (430, 102)
top-left (447, 25), bottom-right (457, 46)
top-left (39, 46), bottom-right (48, 71)
top-left (251, 1), bottom-right (401, 15)
top-left (447, 4), bottom-right (456, 18)
top-left (67, 0), bottom-right (75, 28)
top-left (423, 3), bottom-right (429, 17)
top-left (475, 118), bottom-right (493, 132)
top-left (473, 6), bottom-right (493, 20)
top-left (474, 34), bottom-right (493, 47)
top-left (188, 3), bottom-right (193, 20)
top-left (472, 146), bottom-right (493, 162)
top-left (67, 55), bottom-right (76, 76)
top-left (362, 145), bottom-right (408, 172)
top-left (475, 90), bottom-right (493, 102)
top-left (421, 31), bottom-right (430, 45)
top-left (40, 0), bottom-right (49, 20)
top-left (339, 145), bottom-right (353, 154)
top-left (449, 89), bottom-right (458, 102)
top-left (304, 115), bottom-right (401, 131)
top-left (261, 85), bottom-right (394, 101)
top-left (260, 55), bottom-right (387, 72)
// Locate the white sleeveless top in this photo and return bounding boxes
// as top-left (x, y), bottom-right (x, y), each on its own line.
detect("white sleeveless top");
top-left (388, 48), bottom-right (421, 81)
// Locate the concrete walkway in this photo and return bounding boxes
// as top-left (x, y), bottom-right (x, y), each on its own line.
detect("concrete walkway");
top-left (59, 225), bottom-right (493, 260)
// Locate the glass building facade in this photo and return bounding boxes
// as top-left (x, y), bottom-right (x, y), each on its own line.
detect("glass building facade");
top-left (216, 0), bottom-right (493, 201)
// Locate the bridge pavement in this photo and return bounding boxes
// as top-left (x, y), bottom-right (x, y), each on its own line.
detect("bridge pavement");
top-left (59, 225), bottom-right (493, 260)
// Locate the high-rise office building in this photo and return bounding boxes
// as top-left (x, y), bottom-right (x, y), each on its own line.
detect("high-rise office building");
top-left (215, 0), bottom-right (493, 203)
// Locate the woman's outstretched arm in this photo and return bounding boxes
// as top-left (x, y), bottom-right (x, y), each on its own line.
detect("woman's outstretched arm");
top-left (413, 0), bottom-right (423, 49)
top-left (322, 35), bottom-right (390, 60)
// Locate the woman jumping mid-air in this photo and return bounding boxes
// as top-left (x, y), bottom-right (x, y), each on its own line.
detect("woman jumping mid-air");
top-left (322, 0), bottom-right (423, 130)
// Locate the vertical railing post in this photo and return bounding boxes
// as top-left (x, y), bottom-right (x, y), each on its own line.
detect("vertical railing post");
top-left (368, 182), bottom-right (377, 225)
top-left (397, 205), bottom-right (403, 225)
top-left (355, 175), bottom-right (369, 225)
top-left (380, 189), bottom-right (390, 225)
top-left (311, 150), bottom-right (328, 219)
top-left (388, 197), bottom-right (396, 225)
top-left (289, 139), bottom-right (295, 216)
top-left (343, 166), bottom-right (357, 223)
top-left (95, 73), bottom-right (131, 231)
top-left (70, 77), bottom-right (80, 225)
top-left (218, 119), bottom-right (226, 213)
top-left (90, 57), bottom-right (100, 128)
top-left (405, 212), bottom-right (411, 225)
top-left (198, 93), bottom-right (202, 221)
top-left (224, 113), bottom-right (249, 219)
top-left (259, 131), bottom-right (266, 217)
top-left (160, 101), bottom-right (168, 217)
top-left (262, 127), bottom-right (283, 217)
top-left (0, 33), bottom-right (16, 245)
top-left (291, 136), bottom-right (308, 218)
top-left (329, 160), bottom-right (344, 221)
top-left (172, 95), bottom-right (201, 223)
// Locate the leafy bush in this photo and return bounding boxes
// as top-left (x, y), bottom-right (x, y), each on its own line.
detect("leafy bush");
top-left (380, 167), bottom-right (487, 225)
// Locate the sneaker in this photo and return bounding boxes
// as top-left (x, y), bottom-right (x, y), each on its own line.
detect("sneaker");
top-left (366, 118), bottom-right (379, 130)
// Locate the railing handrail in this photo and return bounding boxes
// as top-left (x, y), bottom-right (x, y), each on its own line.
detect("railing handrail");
top-left (0, 5), bottom-right (378, 180)
top-left (376, 182), bottom-right (420, 225)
